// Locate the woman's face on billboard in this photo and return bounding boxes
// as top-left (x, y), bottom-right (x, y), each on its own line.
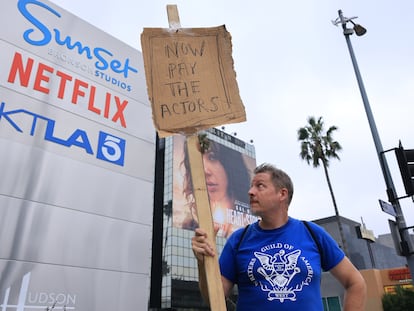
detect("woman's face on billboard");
top-left (202, 150), bottom-right (228, 202)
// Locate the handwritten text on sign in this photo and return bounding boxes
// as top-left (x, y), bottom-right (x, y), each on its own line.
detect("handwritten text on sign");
top-left (141, 26), bottom-right (246, 137)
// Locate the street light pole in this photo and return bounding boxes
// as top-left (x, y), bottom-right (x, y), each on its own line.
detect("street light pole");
top-left (334, 9), bottom-right (414, 280)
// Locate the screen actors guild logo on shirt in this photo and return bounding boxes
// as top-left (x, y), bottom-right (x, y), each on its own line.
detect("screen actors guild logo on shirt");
top-left (247, 243), bottom-right (314, 302)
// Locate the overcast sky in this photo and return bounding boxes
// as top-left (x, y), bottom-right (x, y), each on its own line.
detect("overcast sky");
top-left (53, 0), bottom-right (414, 237)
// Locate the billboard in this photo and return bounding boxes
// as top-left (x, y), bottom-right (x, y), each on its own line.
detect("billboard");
top-left (172, 132), bottom-right (257, 238)
top-left (0, 1), bottom-right (154, 310)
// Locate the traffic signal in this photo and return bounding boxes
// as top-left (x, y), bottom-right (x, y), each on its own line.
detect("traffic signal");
top-left (395, 141), bottom-right (414, 196)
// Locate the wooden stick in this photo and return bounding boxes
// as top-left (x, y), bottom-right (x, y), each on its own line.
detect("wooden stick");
top-left (167, 4), bottom-right (181, 29)
top-left (186, 135), bottom-right (226, 310)
top-left (165, 6), bottom-right (226, 309)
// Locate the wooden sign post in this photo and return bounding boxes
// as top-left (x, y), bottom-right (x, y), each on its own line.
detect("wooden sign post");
top-left (167, 8), bottom-right (226, 310)
top-left (141, 5), bottom-right (246, 310)
top-left (186, 134), bottom-right (227, 310)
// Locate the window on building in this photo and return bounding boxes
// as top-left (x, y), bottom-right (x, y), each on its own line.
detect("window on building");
top-left (322, 296), bottom-right (342, 311)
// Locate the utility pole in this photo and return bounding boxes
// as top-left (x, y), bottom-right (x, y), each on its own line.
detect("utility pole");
top-left (333, 10), bottom-right (414, 281)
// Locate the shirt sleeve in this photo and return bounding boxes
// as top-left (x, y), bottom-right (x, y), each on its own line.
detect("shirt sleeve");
top-left (307, 221), bottom-right (345, 271)
top-left (219, 228), bottom-right (244, 283)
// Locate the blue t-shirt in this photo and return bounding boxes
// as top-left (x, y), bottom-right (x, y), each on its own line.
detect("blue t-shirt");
top-left (219, 217), bottom-right (344, 311)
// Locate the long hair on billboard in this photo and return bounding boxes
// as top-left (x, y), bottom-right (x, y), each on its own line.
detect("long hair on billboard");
top-left (180, 138), bottom-right (252, 237)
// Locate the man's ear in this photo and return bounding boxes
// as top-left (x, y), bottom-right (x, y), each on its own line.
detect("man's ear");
top-left (279, 187), bottom-right (289, 202)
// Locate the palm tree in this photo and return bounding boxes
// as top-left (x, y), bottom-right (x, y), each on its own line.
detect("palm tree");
top-left (297, 116), bottom-right (348, 257)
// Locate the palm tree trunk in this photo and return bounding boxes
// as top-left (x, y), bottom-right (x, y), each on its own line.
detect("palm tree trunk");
top-left (321, 159), bottom-right (349, 257)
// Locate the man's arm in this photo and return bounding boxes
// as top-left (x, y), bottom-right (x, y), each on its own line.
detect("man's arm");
top-left (330, 257), bottom-right (367, 311)
top-left (192, 228), bottom-right (234, 303)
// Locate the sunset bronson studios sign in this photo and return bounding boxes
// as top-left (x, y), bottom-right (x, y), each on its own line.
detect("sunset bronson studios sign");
top-left (0, 1), bottom-right (154, 310)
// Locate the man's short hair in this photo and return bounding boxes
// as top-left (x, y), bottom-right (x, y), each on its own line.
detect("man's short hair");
top-left (254, 163), bottom-right (294, 204)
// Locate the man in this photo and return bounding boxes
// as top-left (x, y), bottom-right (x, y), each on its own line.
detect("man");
top-left (192, 163), bottom-right (366, 310)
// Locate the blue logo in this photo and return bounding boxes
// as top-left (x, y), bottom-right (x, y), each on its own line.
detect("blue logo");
top-left (17, 0), bottom-right (138, 80)
top-left (96, 131), bottom-right (126, 166)
top-left (0, 102), bottom-right (126, 166)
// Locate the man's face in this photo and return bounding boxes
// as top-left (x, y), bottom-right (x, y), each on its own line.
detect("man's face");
top-left (248, 172), bottom-right (282, 216)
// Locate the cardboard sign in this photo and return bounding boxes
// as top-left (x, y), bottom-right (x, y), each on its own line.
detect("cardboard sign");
top-left (141, 26), bottom-right (246, 137)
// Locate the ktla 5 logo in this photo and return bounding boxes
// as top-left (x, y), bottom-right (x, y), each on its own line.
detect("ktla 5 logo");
top-left (0, 102), bottom-right (126, 166)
